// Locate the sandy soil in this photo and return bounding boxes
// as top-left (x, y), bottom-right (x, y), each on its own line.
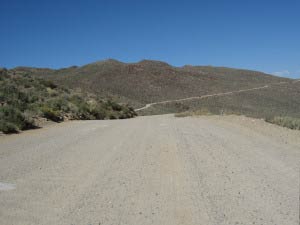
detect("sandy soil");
top-left (0, 114), bottom-right (299, 225)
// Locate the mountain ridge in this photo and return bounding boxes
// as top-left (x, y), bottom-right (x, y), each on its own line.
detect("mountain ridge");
top-left (9, 59), bottom-right (300, 119)
top-left (9, 59), bottom-right (291, 77)
top-left (12, 59), bottom-right (288, 100)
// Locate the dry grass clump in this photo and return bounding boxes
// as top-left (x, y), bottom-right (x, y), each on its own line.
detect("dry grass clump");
top-left (175, 108), bottom-right (215, 117)
top-left (175, 108), bottom-right (243, 117)
top-left (265, 117), bottom-right (300, 130)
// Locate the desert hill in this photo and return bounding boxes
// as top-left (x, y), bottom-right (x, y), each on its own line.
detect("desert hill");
top-left (13, 59), bottom-right (289, 108)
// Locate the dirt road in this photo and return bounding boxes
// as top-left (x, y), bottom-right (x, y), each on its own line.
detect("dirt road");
top-left (0, 115), bottom-right (299, 225)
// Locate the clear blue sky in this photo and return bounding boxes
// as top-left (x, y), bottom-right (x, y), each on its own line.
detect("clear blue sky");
top-left (0, 0), bottom-right (299, 78)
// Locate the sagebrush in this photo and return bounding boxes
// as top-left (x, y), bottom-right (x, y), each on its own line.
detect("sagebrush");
top-left (0, 68), bottom-right (136, 133)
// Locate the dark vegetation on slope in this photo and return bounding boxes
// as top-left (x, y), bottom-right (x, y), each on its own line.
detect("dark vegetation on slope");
top-left (0, 68), bottom-right (136, 134)
top-left (265, 117), bottom-right (300, 130)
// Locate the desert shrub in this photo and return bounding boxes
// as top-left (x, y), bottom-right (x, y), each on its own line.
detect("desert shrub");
top-left (106, 100), bottom-right (122, 111)
top-left (41, 106), bottom-right (63, 122)
top-left (46, 98), bottom-right (70, 111)
top-left (0, 121), bottom-right (19, 133)
top-left (174, 112), bottom-right (191, 117)
top-left (175, 108), bottom-right (213, 117)
top-left (74, 102), bottom-right (92, 119)
top-left (174, 107), bottom-right (245, 118)
top-left (1, 83), bottom-right (18, 98)
top-left (26, 92), bottom-right (40, 103)
top-left (90, 106), bottom-right (107, 120)
top-left (47, 87), bottom-right (59, 97)
top-left (107, 112), bottom-right (117, 119)
top-left (0, 68), bottom-right (8, 77)
top-left (39, 79), bottom-right (57, 89)
top-left (119, 106), bottom-right (137, 119)
top-left (0, 106), bottom-right (35, 132)
top-left (265, 117), bottom-right (300, 130)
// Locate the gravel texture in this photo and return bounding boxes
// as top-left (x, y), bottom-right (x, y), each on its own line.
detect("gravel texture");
top-left (0, 114), bottom-right (299, 225)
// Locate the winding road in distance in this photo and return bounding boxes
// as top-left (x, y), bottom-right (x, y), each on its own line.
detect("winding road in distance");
top-left (0, 114), bottom-right (299, 225)
top-left (135, 79), bottom-right (300, 111)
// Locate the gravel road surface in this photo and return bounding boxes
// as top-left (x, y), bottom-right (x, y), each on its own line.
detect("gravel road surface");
top-left (0, 115), bottom-right (299, 225)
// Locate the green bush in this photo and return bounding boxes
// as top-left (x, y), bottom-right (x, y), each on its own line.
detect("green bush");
top-left (46, 98), bottom-right (69, 111)
top-left (0, 106), bottom-right (35, 132)
top-left (0, 121), bottom-right (19, 134)
top-left (0, 68), bottom-right (8, 78)
top-left (41, 106), bottom-right (63, 122)
top-left (106, 100), bottom-right (122, 111)
top-left (90, 106), bottom-right (107, 120)
top-left (39, 79), bottom-right (57, 89)
top-left (108, 112), bottom-right (117, 119)
top-left (265, 117), bottom-right (300, 130)
top-left (119, 106), bottom-right (137, 119)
